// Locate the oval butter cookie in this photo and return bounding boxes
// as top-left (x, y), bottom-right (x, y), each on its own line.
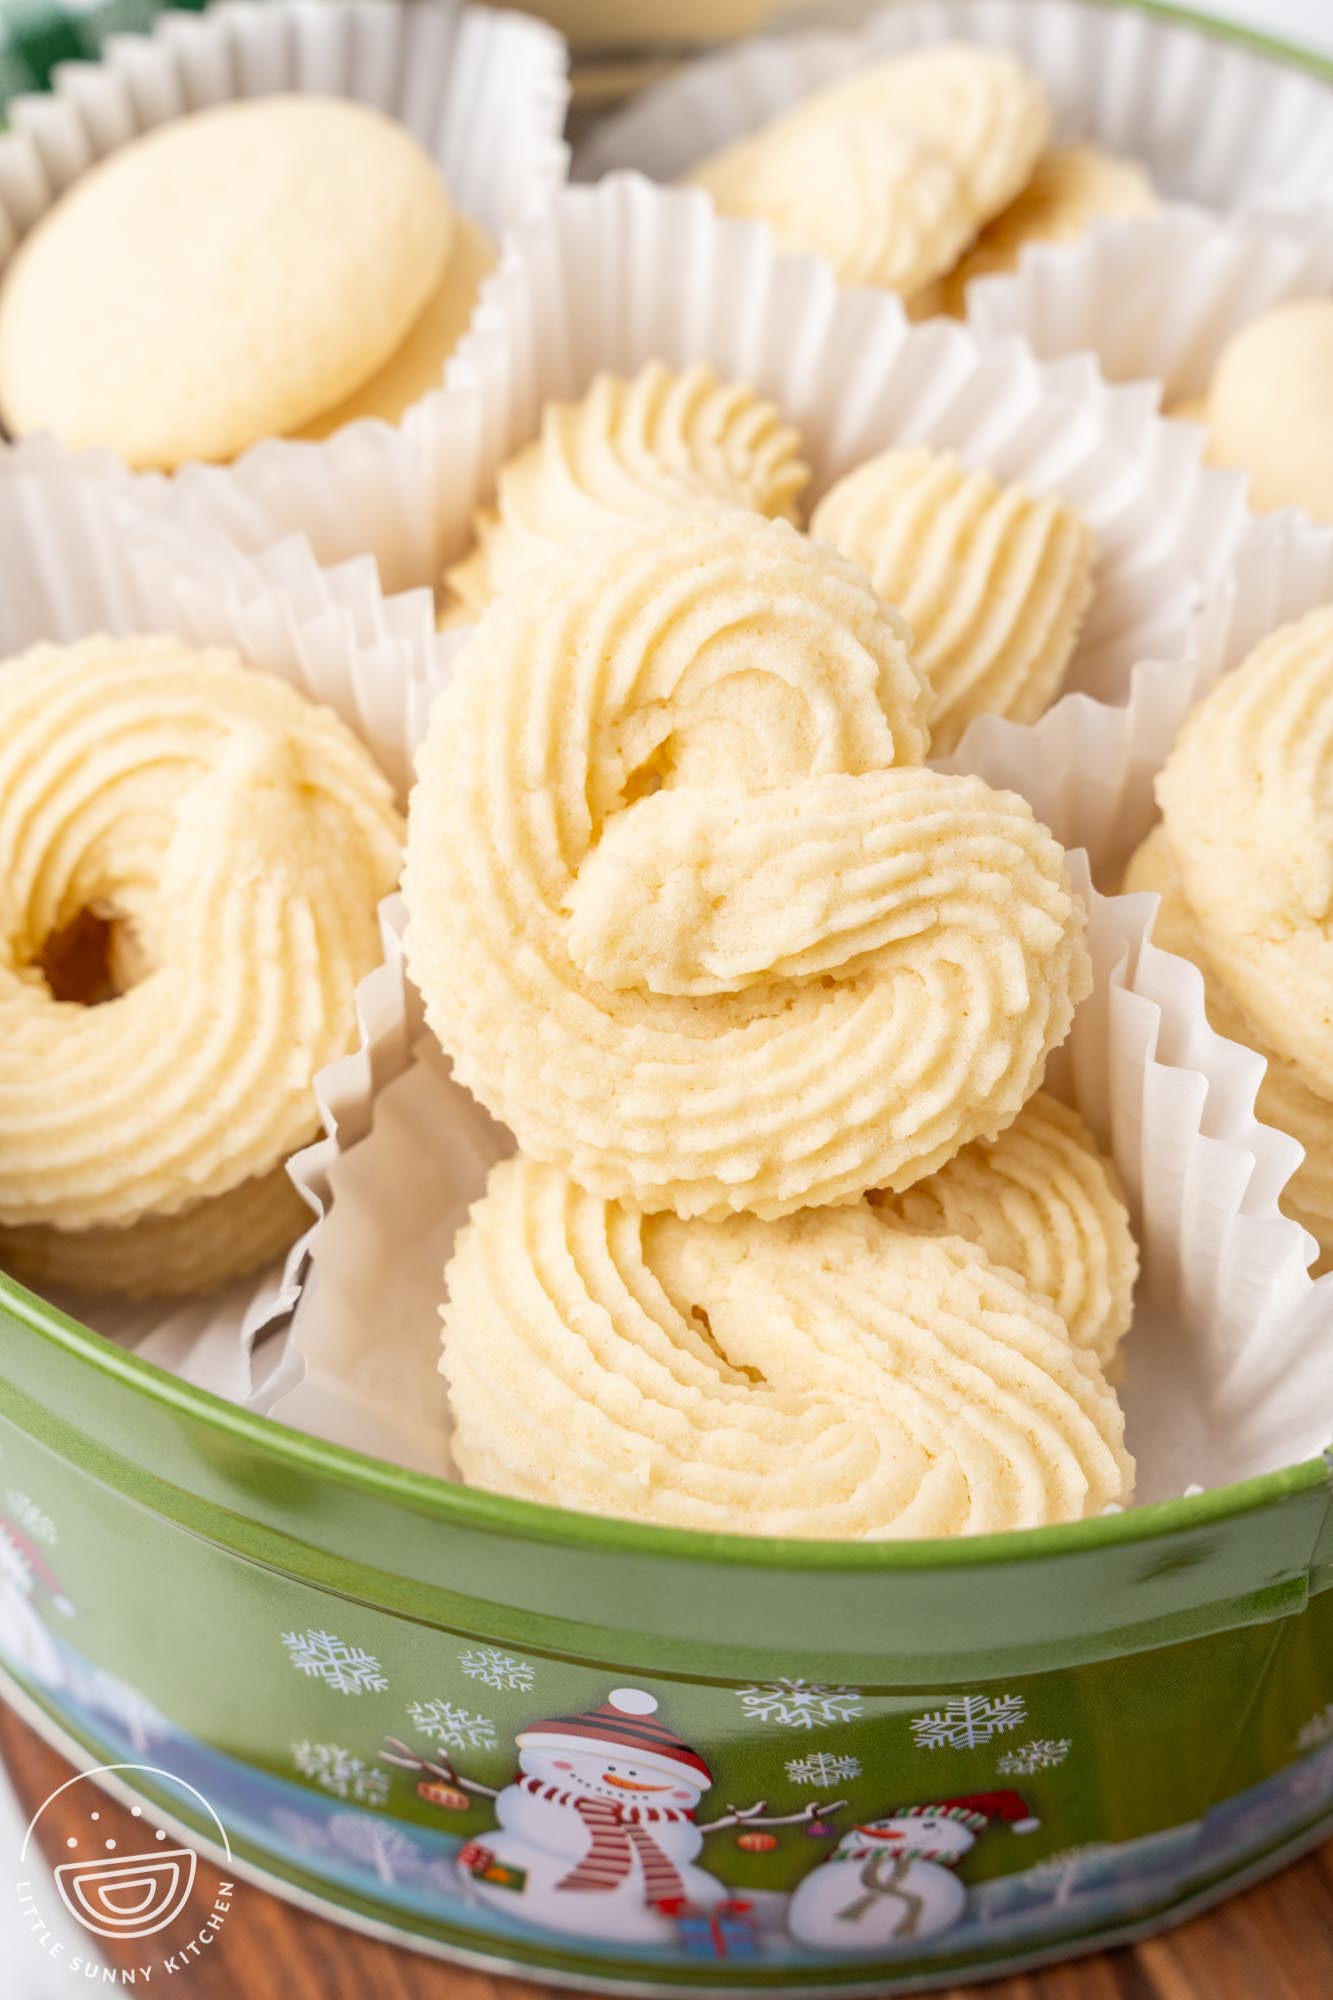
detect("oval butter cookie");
top-left (300, 215), bottom-right (497, 439)
top-left (0, 636), bottom-right (404, 1296)
top-left (0, 97), bottom-right (455, 467)
top-left (442, 362), bottom-right (810, 619)
top-left (441, 1155), bottom-right (1133, 1539)
top-left (406, 511), bottom-right (1092, 1218)
top-left (811, 445), bottom-right (1095, 753)
top-left (1206, 298), bottom-right (1333, 521)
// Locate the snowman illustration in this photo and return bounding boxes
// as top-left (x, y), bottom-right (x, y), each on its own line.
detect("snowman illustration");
top-left (386, 1687), bottom-right (843, 1947)
top-left (787, 1790), bottom-right (1039, 1955)
top-left (0, 1512), bottom-right (74, 1691)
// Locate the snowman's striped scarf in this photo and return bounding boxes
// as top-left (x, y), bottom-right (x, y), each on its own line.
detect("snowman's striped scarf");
top-left (518, 1777), bottom-right (693, 1900)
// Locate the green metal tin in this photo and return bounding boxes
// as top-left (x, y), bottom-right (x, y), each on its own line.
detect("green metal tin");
top-left (2, 1), bottom-right (1333, 1991)
top-left (2, 1248), bottom-right (1332, 1989)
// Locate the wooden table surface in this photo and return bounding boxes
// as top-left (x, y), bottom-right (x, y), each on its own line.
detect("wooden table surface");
top-left (5, 1701), bottom-right (1332, 2000)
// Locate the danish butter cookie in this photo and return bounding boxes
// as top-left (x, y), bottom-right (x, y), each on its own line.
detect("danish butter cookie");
top-left (1206, 298), bottom-right (1333, 521)
top-left (690, 118), bottom-right (975, 299)
top-left (441, 362), bottom-right (809, 618)
top-left (0, 97), bottom-right (455, 467)
top-left (774, 45), bottom-right (1048, 231)
top-left (300, 215), bottom-right (497, 438)
top-left (1155, 607), bottom-right (1333, 1095)
top-left (872, 1091), bottom-right (1137, 1367)
top-left (913, 147), bottom-right (1158, 319)
top-left (441, 1155), bottom-right (1133, 1538)
top-left (0, 636), bottom-right (403, 1297)
top-left (1125, 824), bottom-right (1333, 1271)
top-left (811, 445), bottom-right (1095, 753)
top-left (406, 511), bottom-right (1092, 1218)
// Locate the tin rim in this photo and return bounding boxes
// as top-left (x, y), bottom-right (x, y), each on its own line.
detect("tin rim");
top-left (3, 0), bottom-right (1333, 1572)
top-left (4, 1263), bottom-right (1328, 1570)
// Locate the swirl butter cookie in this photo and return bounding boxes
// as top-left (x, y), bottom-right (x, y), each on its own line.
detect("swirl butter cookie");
top-left (779, 45), bottom-right (1047, 230)
top-left (913, 147), bottom-right (1158, 320)
top-left (1155, 607), bottom-right (1333, 1095)
top-left (0, 636), bottom-right (403, 1297)
top-left (690, 119), bottom-right (975, 300)
top-left (441, 1155), bottom-right (1133, 1538)
top-left (811, 445), bottom-right (1095, 753)
top-left (406, 511), bottom-right (1092, 1218)
top-left (872, 1092), bottom-right (1137, 1368)
top-left (1125, 824), bottom-right (1333, 1272)
top-left (1205, 299), bottom-right (1333, 521)
top-left (0, 97), bottom-right (457, 467)
top-left (442, 362), bottom-right (809, 619)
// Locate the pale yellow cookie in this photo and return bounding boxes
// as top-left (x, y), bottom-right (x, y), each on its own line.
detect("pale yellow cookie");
top-left (810, 445), bottom-right (1095, 753)
top-left (1125, 823), bottom-right (1333, 1273)
top-left (300, 216), bottom-right (496, 439)
top-left (913, 145), bottom-right (1158, 319)
top-left (0, 96), bottom-right (455, 468)
top-left (0, 636), bottom-right (403, 1297)
top-left (0, 1164), bottom-right (309, 1300)
top-left (1206, 298), bottom-right (1333, 521)
top-left (406, 511), bottom-right (1092, 1219)
top-left (440, 362), bottom-right (809, 618)
top-left (1156, 607), bottom-right (1333, 1097)
top-left (872, 1091), bottom-right (1137, 1368)
top-left (690, 116), bottom-right (975, 299)
top-left (441, 1155), bottom-right (1133, 1538)
top-left (1165, 396), bottom-right (1210, 427)
top-left (776, 45), bottom-right (1049, 231)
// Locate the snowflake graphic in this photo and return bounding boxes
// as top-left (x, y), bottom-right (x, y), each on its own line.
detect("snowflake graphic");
top-left (408, 1698), bottom-right (497, 1753)
top-left (734, 1680), bottom-right (864, 1731)
top-left (5, 1491), bottom-right (57, 1545)
top-left (997, 1737), bottom-right (1071, 1776)
top-left (785, 1749), bottom-right (862, 1787)
top-left (280, 1629), bottom-right (388, 1696)
top-left (910, 1692), bottom-right (1027, 1750)
top-left (1297, 1705), bottom-right (1333, 1753)
top-left (458, 1644), bottom-right (534, 1693)
top-left (292, 1740), bottom-right (390, 1806)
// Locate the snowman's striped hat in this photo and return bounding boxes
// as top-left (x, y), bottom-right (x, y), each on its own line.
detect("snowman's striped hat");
top-left (516, 1688), bottom-right (712, 1788)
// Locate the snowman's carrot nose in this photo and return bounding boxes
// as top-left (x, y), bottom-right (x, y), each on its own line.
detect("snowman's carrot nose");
top-left (602, 1773), bottom-right (672, 1792)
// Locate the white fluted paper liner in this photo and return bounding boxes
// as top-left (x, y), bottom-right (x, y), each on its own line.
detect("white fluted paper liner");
top-left (0, 458), bottom-right (433, 1404)
top-left (279, 846), bottom-right (1333, 1508)
top-left (0, 0), bottom-right (569, 592)
top-left (434, 173), bottom-right (1246, 863)
top-left (580, 0), bottom-right (1333, 214)
top-left (966, 205), bottom-right (1333, 413)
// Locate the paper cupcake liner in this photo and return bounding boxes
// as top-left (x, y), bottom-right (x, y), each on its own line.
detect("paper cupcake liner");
top-left (280, 836), bottom-right (1333, 1509)
top-left (0, 0), bottom-right (570, 592)
top-left (429, 173), bottom-right (1246, 867)
top-left (965, 204), bottom-right (1333, 410)
top-left (0, 455), bottom-right (429, 1404)
top-left (578, 0), bottom-right (1333, 215)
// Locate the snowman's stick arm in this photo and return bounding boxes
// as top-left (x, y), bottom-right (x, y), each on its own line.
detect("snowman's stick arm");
top-left (377, 1738), bottom-right (500, 1799)
top-left (698, 1798), bottom-right (847, 1834)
